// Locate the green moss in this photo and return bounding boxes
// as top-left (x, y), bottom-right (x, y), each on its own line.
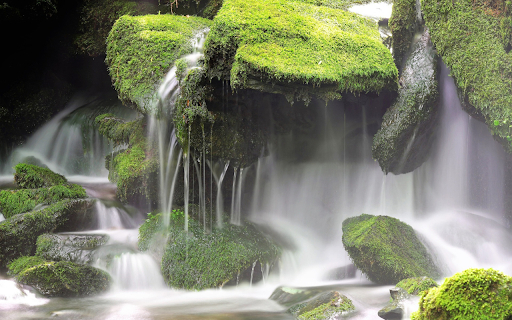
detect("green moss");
top-left (396, 276), bottom-right (438, 295)
top-left (290, 291), bottom-right (355, 320)
top-left (106, 14), bottom-right (212, 113)
top-left (388, 0), bottom-right (418, 70)
top-left (0, 183), bottom-right (86, 219)
top-left (14, 163), bottom-right (67, 189)
top-left (422, 0), bottom-right (512, 152)
top-left (342, 214), bottom-right (440, 284)
top-left (14, 260), bottom-right (111, 297)
top-left (411, 268), bottom-right (512, 320)
top-left (7, 256), bottom-right (47, 276)
top-left (204, 0), bottom-right (398, 103)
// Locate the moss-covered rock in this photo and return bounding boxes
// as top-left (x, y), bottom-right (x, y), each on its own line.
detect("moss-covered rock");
top-left (378, 287), bottom-right (410, 320)
top-left (372, 29), bottom-right (440, 174)
top-left (342, 214), bottom-right (440, 284)
top-left (36, 233), bottom-right (109, 264)
top-left (204, 0), bottom-right (398, 103)
top-left (270, 286), bottom-right (327, 307)
top-left (396, 276), bottom-right (438, 295)
top-left (14, 163), bottom-right (67, 189)
top-left (289, 290), bottom-right (355, 320)
top-left (411, 268), bottom-right (512, 320)
top-left (389, 0), bottom-right (419, 70)
top-left (0, 199), bottom-right (94, 268)
top-left (139, 210), bottom-right (281, 290)
top-left (106, 14), bottom-right (212, 113)
top-left (8, 257), bottom-right (111, 297)
top-left (422, 0), bottom-right (512, 152)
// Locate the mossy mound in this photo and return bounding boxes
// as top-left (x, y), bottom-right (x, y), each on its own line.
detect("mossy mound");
top-left (14, 163), bottom-right (67, 189)
top-left (0, 183), bottom-right (86, 219)
top-left (106, 14), bottom-right (212, 113)
top-left (372, 29), bottom-right (440, 174)
top-left (204, 0), bottom-right (398, 103)
top-left (388, 0), bottom-right (419, 70)
top-left (396, 276), bottom-right (438, 295)
top-left (412, 268), bottom-right (512, 320)
top-left (342, 214), bottom-right (440, 284)
top-left (139, 211), bottom-right (281, 290)
top-left (36, 233), bottom-right (109, 264)
top-left (289, 290), bottom-right (355, 320)
top-left (8, 257), bottom-right (111, 297)
top-left (422, 0), bottom-right (512, 152)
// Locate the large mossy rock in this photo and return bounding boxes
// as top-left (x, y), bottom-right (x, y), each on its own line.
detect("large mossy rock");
top-left (36, 233), bottom-right (109, 264)
top-left (139, 211), bottom-right (281, 290)
top-left (7, 256), bottom-right (111, 297)
top-left (412, 268), bottom-right (512, 320)
top-left (106, 14), bottom-right (212, 113)
top-left (204, 0), bottom-right (398, 103)
top-left (372, 29), bottom-right (440, 174)
top-left (422, 0), bottom-right (512, 152)
top-left (342, 214), bottom-right (440, 284)
top-left (14, 163), bottom-right (67, 188)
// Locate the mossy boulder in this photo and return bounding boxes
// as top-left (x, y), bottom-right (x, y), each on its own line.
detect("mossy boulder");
top-left (289, 290), bottom-right (355, 320)
top-left (396, 276), bottom-right (438, 295)
top-left (106, 14), bottom-right (212, 113)
top-left (341, 214), bottom-right (440, 284)
top-left (14, 163), bottom-right (67, 189)
top-left (372, 29), bottom-right (440, 174)
top-left (36, 233), bottom-right (109, 264)
top-left (412, 268), bottom-right (512, 320)
top-left (204, 0), bottom-right (398, 103)
top-left (389, 0), bottom-right (420, 70)
top-left (8, 257), bottom-right (111, 297)
top-left (422, 0), bottom-right (512, 152)
top-left (139, 211), bottom-right (281, 290)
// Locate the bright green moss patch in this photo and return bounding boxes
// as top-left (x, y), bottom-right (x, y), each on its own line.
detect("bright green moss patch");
top-left (204, 0), bottom-right (398, 103)
top-left (396, 276), bottom-right (438, 295)
top-left (14, 163), bottom-right (67, 189)
top-left (0, 184), bottom-right (86, 219)
top-left (412, 268), bottom-right (512, 320)
top-left (422, 0), bottom-right (512, 152)
top-left (292, 291), bottom-right (355, 320)
top-left (106, 14), bottom-right (212, 114)
top-left (342, 214), bottom-right (440, 284)
top-left (7, 256), bottom-right (47, 276)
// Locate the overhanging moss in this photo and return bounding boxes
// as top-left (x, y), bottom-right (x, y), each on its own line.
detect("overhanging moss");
top-left (204, 0), bottom-right (398, 103)
top-left (106, 14), bottom-right (212, 114)
top-left (422, 0), bottom-right (512, 152)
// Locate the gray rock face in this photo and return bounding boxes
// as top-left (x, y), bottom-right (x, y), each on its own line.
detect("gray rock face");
top-left (372, 29), bottom-right (440, 174)
top-left (36, 233), bottom-right (109, 264)
top-left (378, 287), bottom-right (409, 320)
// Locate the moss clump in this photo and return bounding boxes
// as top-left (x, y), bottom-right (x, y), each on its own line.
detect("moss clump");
top-left (0, 184), bottom-right (87, 219)
top-left (106, 14), bottom-right (212, 113)
top-left (422, 0), bottom-right (512, 152)
top-left (139, 211), bottom-right (281, 290)
top-left (8, 258), bottom-right (111, 297)
top-left (389, 0), bottom-right (419, 70)
top-left (342, 214), bottom-right (440, 284)
top-left (6, 256), bottom-right (47, 276)
top-left (14, 163), bottom-right (67, 189)
top-left (291, 291), bottom-right (355, 320)
top-left (412, 268), bottom-right (512, 320)
top-left (396, 276), bottom-right (438, 295)
top-left (204, 0), bottom-right (398, 103)
top-left (372, 29), bottom-right (440, 174)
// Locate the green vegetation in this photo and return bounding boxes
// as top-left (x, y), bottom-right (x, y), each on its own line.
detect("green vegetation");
top-left (291, 291), bottom-right (355, 320)
top-left (0, 184), bottom-right (86, 219)
top-left (14, 163), bottom-right (67, 189)
top-left (342, 214), bottom-right (440, 284)
top-left (412, 268), bottom-right (512, 320)
top-left (8, 257), bottom-right (111, 297)
top-left (422, 0), bottom-right (512, 152)
top-left (139, 210), bottom-right (281, 290)
top-left (388, 0), bottom-right (418, 69)
top-left (106, 14), bottom-right (212, 113)
top-left (204, 0), bottom-right (398, 103)
top-left (396, 276), bottom-right (438, 295)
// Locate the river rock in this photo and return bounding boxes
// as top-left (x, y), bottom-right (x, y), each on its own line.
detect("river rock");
top-left (342, 214), bottom-right (440, 284)
top-left (289, 290), bottom-right (355, 319)
top-left (35, 233), bottom-right (109, 264)
top-left (269, 286), bottom-right (326, 307)
top-left (372, 29), bottom-right (440, 174)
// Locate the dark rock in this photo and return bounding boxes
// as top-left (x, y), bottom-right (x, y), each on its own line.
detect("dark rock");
top-left (378, 287), bottom-right (409, 320)
top-left (36, 233), bottom-right (109, 264)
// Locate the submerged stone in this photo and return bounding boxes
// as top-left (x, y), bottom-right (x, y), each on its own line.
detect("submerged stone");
top-left (411, 268), bottom-right (512, 320)
top-left (204, 0), bottom-right (398, 103)
top-left (36, 233), bottom-right (109, 264)
top-left (372, 29), bottom-right (439, 174)
top-left (342, 214), bottom-right (440, 284)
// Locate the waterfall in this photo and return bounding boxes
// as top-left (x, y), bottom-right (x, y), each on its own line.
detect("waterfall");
top-left (209, 160), bottom-right (230, 228)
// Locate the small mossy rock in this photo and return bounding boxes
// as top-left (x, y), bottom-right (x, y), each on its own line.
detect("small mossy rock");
top-left (36, 233), bottom-right (109, 264)
top-left (411, 268), bottom-right (512, 320)
top-left (0, 183), bottom-right (87, 219)
top-left (342, 214), bottom-right (440, 284)
top-left (0, 199), bottom-right (94, 268)
top-left (10, 259), bottom-right (111, 297)
top-left (204, 0), bottom-right (398, 103)
top-left (14, 163), bottom-right (67, 189)
top-left (378, 287), bottom-right (409, 320)
top-left (396, 276), bottom-right (437, 295)
top-left (388, 0), bottom-right (420, 70)
top-left (269, 286), bottom-right (326, 307)
top-left (289, 290), bottom-right (355, 320)
top-left (422, 0), bottom-right (512, 153)
top-left (372, 29), bottom-right (440, 174)
top-left (139, 212), bottom-right (281, 290)
top-left (106, 14), bottom-right (212, 114)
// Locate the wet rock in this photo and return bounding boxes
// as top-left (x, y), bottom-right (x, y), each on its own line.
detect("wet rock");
top-left (378, 287), bottom-right (409, 320)
top-left (342, 214), bottom-right (440, 284)
top-left (289, 290), bottom-right (355, 319)
top-left (372, 29), bottom-right (440, 174)
top-left (269, 286), bottom-right (325, 307)
top-left (388, 0), bottom-right (421, 71)
top-left (35, 233), bottom-right (109, 264)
